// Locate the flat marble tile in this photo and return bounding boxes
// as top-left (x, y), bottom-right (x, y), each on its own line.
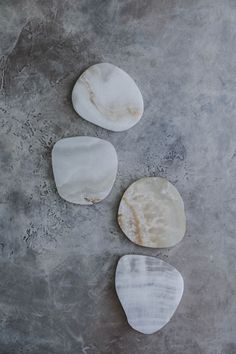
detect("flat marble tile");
top-left (72, 63), bottom-right (144, 132)
top-left (118, 177), bottom-right (186, 248)
top-left (115, 255), bottom-right (184, 334)
top-left (52, 136), bottom-right (118, 205)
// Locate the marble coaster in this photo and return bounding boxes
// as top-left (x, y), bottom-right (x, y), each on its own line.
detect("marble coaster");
top-left (115, 255), bottom-right (184, 334)
top-left (72, 63), bottom-right (144, 132)
top-left (118, 177), bottom-right (186, 248)
top-left (52, 136), bottom-right (118, 205)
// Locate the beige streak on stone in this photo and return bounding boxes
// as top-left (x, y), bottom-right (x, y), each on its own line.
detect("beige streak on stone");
top-left (117, 177), bottom-right (186, 248)
top-left (72, 63), bottom-right (144, 132)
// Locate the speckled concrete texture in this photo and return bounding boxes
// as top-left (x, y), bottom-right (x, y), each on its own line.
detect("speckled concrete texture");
top-left (0, 1), bottom-right (236, 353)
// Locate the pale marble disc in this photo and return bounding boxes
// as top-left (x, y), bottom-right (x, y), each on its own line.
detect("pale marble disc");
top-left (115, 255), bottom-right (184, 335)
top-left (118, 177), bottom-right (186, 248)
top-left (72, 63), bottom-right (144, 132)
top-left (52, 136), bottom-right (118, 205)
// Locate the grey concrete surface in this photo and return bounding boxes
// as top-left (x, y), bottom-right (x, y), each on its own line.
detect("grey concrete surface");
top-left (0, 0), bottom-right (236, 353)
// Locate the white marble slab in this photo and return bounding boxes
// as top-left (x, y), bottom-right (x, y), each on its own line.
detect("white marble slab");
top-left (52, 136), bottom-right (118, 205)
top-left (72, 63), bottom-right (144, 132)
top-left (115, 255), bottom-right (184, 335)
top-left (118, 177), bottom-right (186, 248)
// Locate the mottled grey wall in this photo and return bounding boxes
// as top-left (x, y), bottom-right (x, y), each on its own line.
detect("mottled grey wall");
top-left (1, 1), bottom-right (236, 353)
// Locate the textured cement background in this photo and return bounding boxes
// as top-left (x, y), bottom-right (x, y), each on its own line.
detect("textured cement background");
top-left (1, 1), bottom-right (236, 353)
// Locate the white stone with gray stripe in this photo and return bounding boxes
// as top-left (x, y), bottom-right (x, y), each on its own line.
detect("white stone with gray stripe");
top-left (115, 255), bottom-right (184, 334)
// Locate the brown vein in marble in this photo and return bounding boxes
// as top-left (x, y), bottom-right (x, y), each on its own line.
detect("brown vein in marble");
top-left (84, 197), bottom-right (101, 204)
top-left (80, 75), bottom-right (141, 121)
top-left (119, 196), bottom-right (143, 245)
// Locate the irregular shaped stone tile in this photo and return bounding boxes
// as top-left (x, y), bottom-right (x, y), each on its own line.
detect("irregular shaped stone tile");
top-left (115, 255), bottom-right (184, 334)
top-left (72, 63), bottom-right (144, 132)
top-left (118, 177), bottom-right (186, 248)
top-left (52, 136), bottom-right (118, 205)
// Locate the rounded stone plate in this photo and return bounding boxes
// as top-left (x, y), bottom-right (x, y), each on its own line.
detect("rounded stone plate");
top-left (72, 63), bottom-right (144, 132)
top-left (117, 177), bottom-right (186, 248)
top-left (115, 254), bottom-right (184, 334)
top-left (52, 136), bottom-right (118, 205)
